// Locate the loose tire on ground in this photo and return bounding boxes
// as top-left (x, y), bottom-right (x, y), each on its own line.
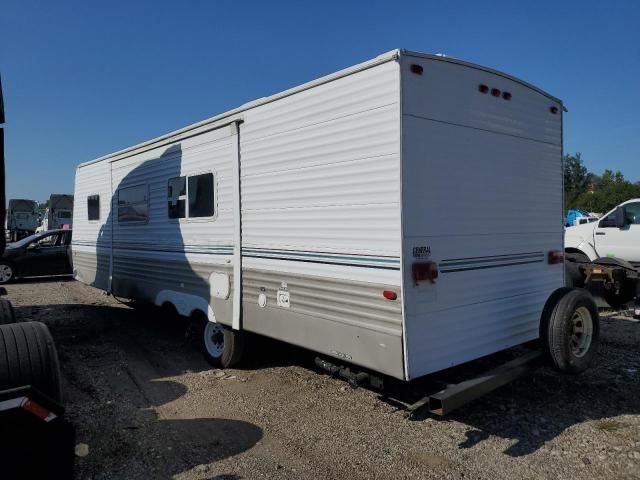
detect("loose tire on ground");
top-left (0, 298), bottom-right (16, 324)
top-left (0, 321), bottom-right (63, 403)
top-left (540, 288), bottom-right (599, 374)
top-left (197, 316), bottom-right (245, 368)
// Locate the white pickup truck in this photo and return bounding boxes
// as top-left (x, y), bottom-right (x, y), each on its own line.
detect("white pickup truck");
top-left (565, 199), bottom-right (640, 267)
top-left (565, 199), bottom-right (640, 307)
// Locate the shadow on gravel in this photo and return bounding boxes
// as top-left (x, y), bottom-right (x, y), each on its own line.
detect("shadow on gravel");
top-left (403, 319), bottom-right (640, 457)
top-left (20, 299), bottom-right (640, 462)
top-left (10, 275), bottom-right (74, 284)
top-left (14, 302), bottom-right (262, 478)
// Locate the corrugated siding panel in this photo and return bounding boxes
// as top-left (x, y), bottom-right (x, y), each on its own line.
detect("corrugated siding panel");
top-left (72, 161), bottom-right (111, 245)
top-left (401, 58), bottom-right (564, 379)
top-left (240, 60), bottom-right (401, 258)
top-left (109, 127), bottom-right (235, 252)
top-left (401, 56), bottom-right (561, 146)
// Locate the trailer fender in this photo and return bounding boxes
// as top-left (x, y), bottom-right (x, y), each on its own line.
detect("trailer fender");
top-left (155, 290), bottom-right (216, 322)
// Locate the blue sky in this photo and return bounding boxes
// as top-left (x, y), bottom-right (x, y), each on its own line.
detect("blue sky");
top-left (2, 0), bottom-right (639, 202)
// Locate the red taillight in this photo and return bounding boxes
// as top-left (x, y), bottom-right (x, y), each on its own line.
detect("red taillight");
top-left (412, 262), bottom-right (439, 284)
top-left (22, 399), bottom-right (53, 421)
top-left (383, 290), bottom-right (397, 300)
top-left (548, 250), bottom-right (564, 264)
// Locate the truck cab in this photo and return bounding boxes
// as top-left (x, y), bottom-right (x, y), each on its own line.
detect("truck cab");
top-left (565, 199), bottom-right (640, 267)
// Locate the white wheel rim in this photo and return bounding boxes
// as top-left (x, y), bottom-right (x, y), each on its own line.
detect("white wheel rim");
top-left (204, 322), bottom-right (225, 358)
top-left (0, 265), bottom-right (13, 283)
top-left (570, 306), bottom-right (593, 358)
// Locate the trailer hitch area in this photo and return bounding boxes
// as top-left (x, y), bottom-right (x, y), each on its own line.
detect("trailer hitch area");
top-left (314, 357), bottom-right (381, 389)
top-left (404, 350), bottom-right (542, 418)
top-left (585, 263), bottom-right (638, 302)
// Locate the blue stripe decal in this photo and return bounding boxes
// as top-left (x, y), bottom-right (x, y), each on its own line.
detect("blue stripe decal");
top-left (71, 242), bottom-right (400, 270)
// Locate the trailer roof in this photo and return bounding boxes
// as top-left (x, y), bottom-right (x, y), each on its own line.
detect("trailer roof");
top-left (79, 49), bottom-right (561, 168)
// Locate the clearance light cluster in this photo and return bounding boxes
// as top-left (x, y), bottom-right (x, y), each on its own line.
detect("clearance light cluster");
top-left (479, 84), bottom-right (512, 101)
top-left (412, 262), bottom-right (439, 285)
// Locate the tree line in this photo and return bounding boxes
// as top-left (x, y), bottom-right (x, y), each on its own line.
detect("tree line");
top-left (564, 153), bottom-right (640, 213)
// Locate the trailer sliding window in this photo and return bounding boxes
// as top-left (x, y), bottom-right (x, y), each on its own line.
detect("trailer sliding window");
top-left (87, 195), bottom-right (100, 221)
top-left (168, 173), bottom-right (214, 219)
top-left (117, 185), bottom-right (149, 224)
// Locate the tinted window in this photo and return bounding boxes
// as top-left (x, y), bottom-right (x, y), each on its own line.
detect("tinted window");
top-left (118, 185), bottom-right (148, 223)
top-left (188, 173), bottom-right (214, 218)
top-left (625, 202), bottom-right (640, 224)
top-left (168, 176), bottom-right (186, 219)
top-left (87, 195), bottom-right (100, 220)
top-left (32, 233), bottom-right (60, 248)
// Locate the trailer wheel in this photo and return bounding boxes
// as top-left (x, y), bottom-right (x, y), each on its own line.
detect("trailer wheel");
top-left (540, 288), bottom-right (599, 374)
top-left (0, 298), bottom-right (16, 324)
top-left (200, 319), bottom-right (245, 368)
top-left (0, 322), bottom-right (62, 403)
top-left (0, 262), bottom-right (15, 284)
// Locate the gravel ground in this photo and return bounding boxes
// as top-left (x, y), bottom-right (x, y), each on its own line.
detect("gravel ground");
top-left (5, 278), bottom-right (640, 480)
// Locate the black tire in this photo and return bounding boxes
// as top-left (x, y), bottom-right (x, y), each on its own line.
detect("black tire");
top-left (0, 261), bottom-right (15, 285)
top-left (198, 316), bottom-right (245, 368)
top-left (564, 261), bottom-right (584, 288)
top-left (0, 298), bottom-right (16, 324)
top-left (540, 288), bottom-right (599, 374)
top-left (0, 322), bottom-right (63, 403)
top-left (602, 279), bottom-right (636, 309)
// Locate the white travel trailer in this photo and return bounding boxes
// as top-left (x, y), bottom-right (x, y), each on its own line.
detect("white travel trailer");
top-left (73, 50), bottom-right (599, 387)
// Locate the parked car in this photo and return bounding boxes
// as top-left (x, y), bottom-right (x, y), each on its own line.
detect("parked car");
top-left (0, 229), bottom-right (72, 284)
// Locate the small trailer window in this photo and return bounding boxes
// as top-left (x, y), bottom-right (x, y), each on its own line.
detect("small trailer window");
top-left (188, 173), bottom-right (214, 217)
top-left (87, 195), bottom-right (100, 220)
top-left (118, 185), bottom-right (149, 223)
top-left (167, 173), bottom-right (214, 219)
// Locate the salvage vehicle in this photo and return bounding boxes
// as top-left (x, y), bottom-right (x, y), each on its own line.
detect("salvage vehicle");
top-left (565, 199), bottom-right (640, 265)
top-left (0, 76), bottom-right (75, 477)
top-left (73, 49), bottom-right (599, 413)
top-left (565, 199), bottom-right (640, 307)
top-left (0, 229), bottom-right (73, 284)
top-left (6, 198), bottom-right (39, 241)
top-left (36, 194), bottom-right (74, 232)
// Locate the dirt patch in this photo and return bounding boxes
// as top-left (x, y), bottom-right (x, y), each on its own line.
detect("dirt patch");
top-left (5, 279), bottom-right (640, 479)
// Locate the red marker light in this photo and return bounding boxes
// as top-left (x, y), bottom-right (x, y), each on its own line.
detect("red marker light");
top-left (550, 106), bottom-right (559, 114)
top-left (491, 88), bottom-right (501, 97)
top-left (383, 290), bottom-right (398, 301)
top-left (478, 84), bottom-right (489, 94)
top-left (502, 91), bottom-right (512, 100)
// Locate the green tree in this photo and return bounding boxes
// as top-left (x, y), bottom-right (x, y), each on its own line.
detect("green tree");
top-left (575, 169), bottom-right (640, 213)
top-left (563, 153), bottom-right (588, 210)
